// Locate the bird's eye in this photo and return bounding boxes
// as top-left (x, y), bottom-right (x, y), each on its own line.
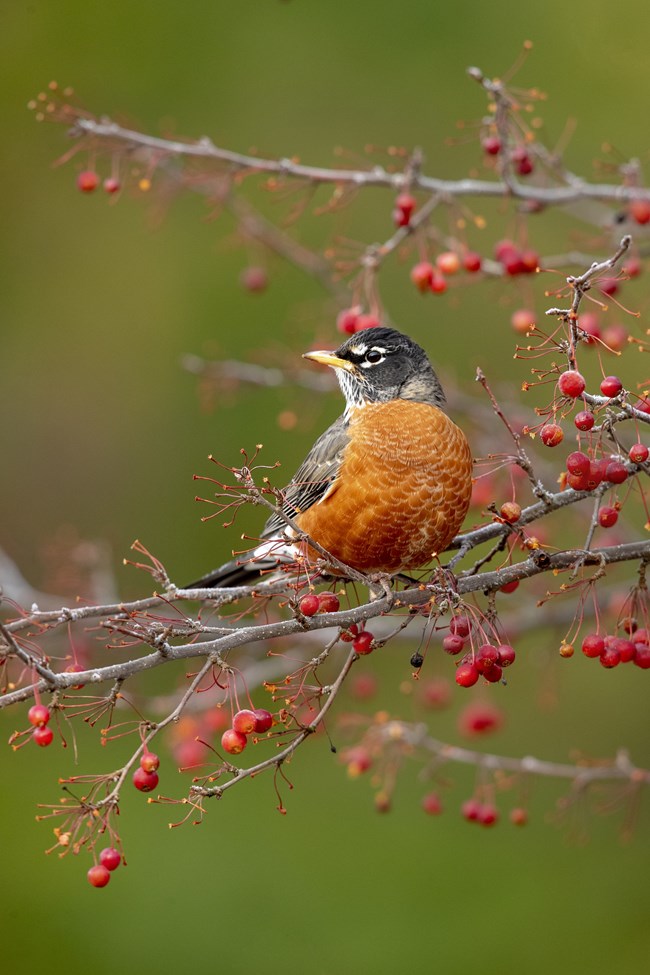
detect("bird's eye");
top-left (365, 349), bottom-right (383, 364)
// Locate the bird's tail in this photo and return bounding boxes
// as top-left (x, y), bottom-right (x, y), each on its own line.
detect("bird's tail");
top-left (183, 556), bottom-right (266, 590)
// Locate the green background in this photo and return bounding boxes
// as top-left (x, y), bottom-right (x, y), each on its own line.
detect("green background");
top-left (1, 2), bottom-right (649, 973)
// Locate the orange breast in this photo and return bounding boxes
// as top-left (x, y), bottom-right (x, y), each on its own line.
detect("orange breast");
top-left (296, 400), bottom-right (472, 573)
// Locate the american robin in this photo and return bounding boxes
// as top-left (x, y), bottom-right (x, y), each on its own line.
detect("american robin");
top-left (189, 326), bottom-right (472, 587)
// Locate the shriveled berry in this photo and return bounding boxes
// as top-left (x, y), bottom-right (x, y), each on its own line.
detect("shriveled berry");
top-left (500, 501), bottom-right (521, 523)
top-left (99, 847), bottom-right (121, 871)
top-left (575, 411), bottom-right (595, 432)
top-left (442, 634), bottom-right (465, 656)
top-left (220, 729), bottom-right (248, 756)
top-left (410, 261), bottom-right (435, 293)
top-left (353, 631), bottom-right (374, 655)
top-left (410, 652), bottom-right (424, 669)
top-left (298, 593), bottom-right (320, 616)
top-left (600, 375), bottom-right (623, 398)
top-left (582, 633), bottom-right (604, 658)
top-left (559, 643), bottom-right (574, 658)
top-left (140, 751), bottom-right (160, 773)
top-left (558, 370), bottom-right (586, 398)
top-left (566, 451), bottom-right (590, 477)
top-left (233, 709), bottom-right (257, 735)
top-left (252, 708), bottom-right (273, 733)
top-left (340, 624), bottom-right (359, 643)
top-left (33, 726), bottom-right (54, 747)
top-left (133, 767), bottom-right (159, 792)
top-left (87, 864), bottom-right (111, 888)
top-left (318, 592), bottom-right (340, 614)
top-left (598, 506), bottom-right (619, 528)
top-left (629, 443), bottom-right (649, 464)
top-left (28, 704), bottom-right (51, 727)
top-left (77, 170), bottom-right (99, 192)
top-left (455, 662), bottom-right (479, 688)
top-left (540, 423), bottom-right (564, 447)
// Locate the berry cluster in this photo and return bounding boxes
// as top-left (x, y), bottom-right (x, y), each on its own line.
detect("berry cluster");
top-left (494, 238), bottom-right (539, 276)
top-left (87, 847), bottom-right (122, 888)
top-left (581, 629), bottom-right (650, 669)
top-left (133, 750), bottom-right (160, 792)
top-left (408, 250), bottom-right (482, 298)
top-left (336, 308), bottom-right (382, 335)
top-left (221, 707), bottom-right (273, 756)
top-left (28, 704), bottom-right (53, 747)
top-left (298, 591), bottom-right (341, 615)
top-left (440, 615), bottom-right (516, 688)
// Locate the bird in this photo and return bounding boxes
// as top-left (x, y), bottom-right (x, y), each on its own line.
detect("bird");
top-left (188, 326), bottom-right (473, 588)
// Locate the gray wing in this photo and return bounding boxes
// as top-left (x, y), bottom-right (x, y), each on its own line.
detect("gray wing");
top-left (263, 414), bottom-right (349, 537)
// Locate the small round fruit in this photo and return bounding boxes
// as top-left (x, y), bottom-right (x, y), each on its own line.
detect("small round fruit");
top-left (221, 729), bottom-right (248, 756)
top-left (353, 631), bottom-right (374, 655)
top-left (99, 847), bottom-right (121, 871)
top-left (566, 451), bottom-right (590, 477)
top-left (630, 199), bottom-right (650, 225)
top-left (629, 443), bottom-right (649, 464)
top-left (336, 308), bottom-right (360, 335)
top-left (442, 634), bottom-right (465, 656)
top-left (28, 704), bottom-right (51, 727)
top-left (430, 272), bottom-right (447, 294)
top-left (298, 593), bottom-right (320, 616)
top-left (499, 580), bottom-right (519, 594)
top-left (497, 644), bottom-right (516, 668)
top-left (599, 277), bottom-right (619, 296)
top-left (598, 506), bottom-right (619, 528)
top-left (252, 708), bottom-right (273, 733)
top-left (449, 615), bottom-right (472, 638)
top-left (599, 645), bottom-right (620, 668)
top-left (87, 864), bottom-right (111, 888)
top-left (140, 751), bottom-right (160, 773)
top-left (510, 807), bottom-right (528, 826)
top-left (455, 662), bottom-right (479, 688)
top-left (410, 261), bottom-right (435, 293)
top-left (77, 170), bottom-right (99, 192)
top-left (520, 249), bottom-right (539, 273)
top-left (33, 726), bottom-right (54, 747)
top-left (239, 266), bottom-right (268, 293)
top-left (461, 798), bottom-right (481, 822)
top-left (482, 135), bottom-right (502, 156)
top-left (605, 460), bottom-right (627, 484)
top-left (436, 251), bottom-right (461, 275)
top-left (499, 501), bottom-right (521, 523)
top-left (510, 309), bottom-right (535, 334)
top-left (233, 709), bottom-right (257, 735)
top-left (463, 251), bottom-right (482, 273)
top-left (132, 767), bottom-right (159, 792)
top-left (559, 643), bottom-right (574, 658)
top-left (410, 651), bottom-right (424, 669)
top-left (574, 411), bottom-right (595, 432)
top-left (475, 645), bottom-right (499, 674)
top-left (600, 375), bottom-right (623, 398)
top-left (355, 313), bottom-right (380, 330)
top-left (395, 192), bottom-right (416, 219)
top-left (318, 592), bottom-right (340, 614)
top-left (421, 792), bottom-right (443, 815)
top-left (540, 423), bottom-right (564, 447)
top-left (478, 804), bottom-right (500, 826)
top-left (582, 633), bottom-right (604, 658)
top-left (482, 663), bottom-right (503, 683)
top-left (558, 370), bottom-right (586, 399)
top-left (103, 177), bottom-right (120, 194)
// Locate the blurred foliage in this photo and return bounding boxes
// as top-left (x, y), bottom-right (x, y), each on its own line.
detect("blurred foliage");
top-left (2, 1), bottom-right (650, 973)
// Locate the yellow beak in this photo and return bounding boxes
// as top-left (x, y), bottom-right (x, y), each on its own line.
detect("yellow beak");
top-left (302, 350), bottom-right (357, 373)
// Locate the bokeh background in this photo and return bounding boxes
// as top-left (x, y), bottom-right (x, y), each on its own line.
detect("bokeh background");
top-left (2, 2), bottom-right (649, 973)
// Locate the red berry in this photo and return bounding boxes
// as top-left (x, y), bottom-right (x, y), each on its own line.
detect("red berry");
top-left (633, 646), bottom-right (650, 669)
top-left (103, 177), bottom-right (120, 194)
top-left (430, 272), bottom-right (447, 294)
top-left (482, 135), bottom-right (502, 156)
top-left (499, 580), bottom-right (519, 594)
top-left (410, 261), bottom-right (435, 293)
top-left (558, 370), bottom-right (586, 399)
top-left (566, 451), bottom-right (590, 477)
top-left (567, 472), bottom-right (589, 491)
top-left (478, 803), bottom-right (500, 826)
top-left (442, 634), bottom-right (465, 655)
top-left (233, 709), bottom-right (257, 735)
top-left (87, 864), bottom-right (111, 888)
top-left (421, 792), bottom-right (443, 815)
top-left (482, 663), bottom-right (503, 683)
top-left (499, 501), bottom-right (521, 523)
top-left (463, 251), bottom-right (482, 273)
top-left (461, 798), bottom-right (482, 822)
top-left (221, 729), bottom-right (248, 756)
top-left (520, 249), bottom-right (539, 273)
top-left (298, 593), bottom-right (320, 616)
top-left (636, 397), bottom-right (650, 415)
top-left (629, 443), bottom-right (649, 464)
top-left (318, 592), bottom-right (340, 613)
top-left (239, 266), bottom-right (268, 293)
top-left (475, 644), bottom-right (499, 674)
top-left (77, 170), bottom-right (99, 192)
top-left (495, 239), bottom-right (517, 261)
top-left (602, 324), bottom-right (628, 351)
top-left (540, 423), bottom-right (564, 447)
top-left (355, 313), bottom-right (380, 331)
top-left (33, 726), bottom-right (54, 747)
top-left (28, 704), bottom-right (51, 727)
top-left (585, 459), bottom-right (608, 490)
top-left (510, 807), bottom-right (528, 826)
top-left (132, 767), bottom-right (159, 792)
top-left (604, 460), bottom-right (627, 484)
top-left (455, 662), bottom-right (479, 688)
top-left (436, 251), bottom-right (461, 276)
top-left (395, 192), bottom-right (416, 220)
top-left (336, 308), bottom-right (360, 335)
top-left (600, 375), bottom-right (623, 398)
top-left (599, 645), bottom-right (620, 668)
top-left (578, 312), bottom-right (601, 344)
top-left (630, 199), bottom-right (650, 225)
top-left (345, 746), bottom-right (372, 777)
top-left (598, 506), bottom-right (619, 528)
top-left (99, 847), bottom-right (121, 871)
top-left (634, 628), bottom-right (649, 645)
top-left (510, 309), bottom-right (535, 334)
top-left (511, 145), bottom-right (533, 175)
top-left (458, 701), bottom-right (503, 736)
top-left (582, 633), bottom-right (604, 658)
top-left (599, 277), bottom-right (619, 296)
top-left (450, 615), bottom-right (472, 638)
top-left (392, 207), bottom-right (410, 227)
top-left (140, 751), bottom-right (160, 773)
top-left (497, 644), bottom-right (516, 668)
top-left (574, 411), bottom-right (595, 432)
top-left (339, 624), bottom-right (359, 643)
top-left (624, 256), bottom-right (642, 278)
top-left (612, 637), bottom-right (636, 663)
top-left (352, 631), bottom-right (374, 655)
top-left (252, 708), bottom-right (273, 733)
top-left (502, 251), bottom-right (525, 275)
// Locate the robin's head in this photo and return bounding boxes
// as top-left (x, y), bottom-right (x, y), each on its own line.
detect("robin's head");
top-left (303, 327), bottom-right (447, 412)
